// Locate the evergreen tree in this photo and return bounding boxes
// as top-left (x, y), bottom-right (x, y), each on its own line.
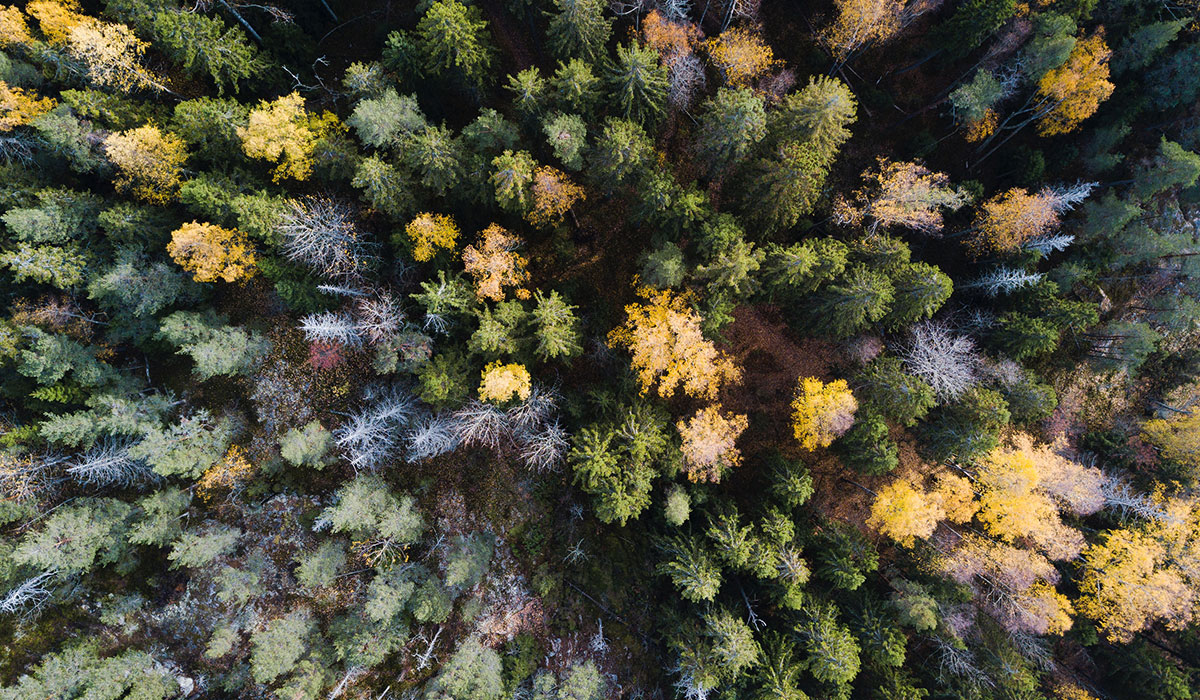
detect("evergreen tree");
top-left (545, 0), bottom-right (612, 63)
top-left (608, 43), bottom-right (669, 126)
top-left (697, 87), bottom-right (767, 173)
top-left (417, 0), bottom-right (497, 90)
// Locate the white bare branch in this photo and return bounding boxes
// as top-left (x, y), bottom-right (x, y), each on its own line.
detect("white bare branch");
top-left (899, 321), bottom-right (982, 401)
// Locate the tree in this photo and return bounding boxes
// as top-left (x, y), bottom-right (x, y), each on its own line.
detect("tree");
top-left (1142, 412), bottom-right (1200, 476)
top-left (158, 310), bottom-right (269, 380)
top-left (354, 156), bottom-right (415, 219)
top-left (839, 413), bottom-right (898, 474)
top-left (697, 87), bottom-right (766, 172)
top-left (770, 75), bottom-right (857, 160)
top-left (531, 289), bottom-right (582, 360)
top-left (1035, 33), bottom-right (1114, 136)
top-left (819, 0), bottom-right (914, 65)
top-left (462, 224), bottom-right (530, 301)
top-left (405, 125), bottom-right (464, 196)
top-left (320, 474), bottom-right (424, 545)
top-left (405, 212), bottom-right (459, 262)
top-left (15, 498), bottom-right (131, 575)
top-left (884, 262), bottom-right (951, 328)
top-left (676, 404), bottom-right (749, 483)
top-left (835, 158), bottom-right (970, 235)
top-left (570, 424), bottom-right (657, 525)
top-left (478, 361), bottom-right (532, 404)
top-left (608, 43), bottom-right (668, 126)
top-left (251, 610), bottom-right (316, 684)
top-left (444, 532), bottom-right (494, 588)
top-left (103, 125), bottom-right (186, 204)
top-left (506, 67), bottom-right (547, 116)
top-left (0, 644), bottom-right (177, 700)
top-left (811, 264), bottom-right (894, 338)
top-left (166, 221), bottom-right (256, 283)
top-left (491, 149), bottom-right (537, 213)
top-left (608, 287), bottom-right (741, 400)
top-left (528, 166), bottom-right (585, 227)
top-left (238, 93), bottom-right (333, 182)
top-left (657, 535), bottom-right (722, 602)
top-left (427, 638), bottom-right (503, 700)
top-left (791, 377), bottom-right (857, 450)
top-left (542, 112), bottom-right (587, 170)
top-left (704, 26), bottom-right (776, 87)
top-left (279, 421), bottom-right (334, 469)
top-left (65, 18), bottom-right (169, 93)
top-left (898, 321), bottom-right (981, 401)
top-left (552, 59), bottom-right (601, 115)
top-left (794, 602), bottom-right (861, 692)
top-left (993, 312), bottom-right (1058, 360)
top-left (148, 10), bottom-right (261, 95)
top-left (588, 117), bottom-right (653, 190)
top-left (346, 88), bottom-right (426, 149)
top-left (279, 197), bottom-right (372, 282)
top-left (546, 0), bottom-right (611, 63)
top-left (922, 386), bottom-right (1009, 460)
top-left (968, 187), bottom-right (1065, 255)
top-left (416, 0), bottom-right (496, 89)
top-left (854, 356), bottom-right (934, 426)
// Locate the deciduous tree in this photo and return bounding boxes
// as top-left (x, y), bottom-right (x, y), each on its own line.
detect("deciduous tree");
top-left (791, 376), bottom-right (857, 450)
top-left (166, 221), bottom-right (256, 283)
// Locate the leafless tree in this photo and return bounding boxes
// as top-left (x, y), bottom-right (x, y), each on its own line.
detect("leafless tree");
top-left (299, 311), bottom-right (363, 347)
top-left (452, 400), bottom-right (509, 450)
top-left (335, 389), bottom-right (414, 470)
top-left (931, 637), bottom-right (994, 689)
top-left (1044, 181), bottom-right (1098, 212)
top-left (405, 413), bottom-right (461, 461)
top-left (1102, 474), bottom-right (1174, 523)
top-left (667, 53), bottom-right (706, 109)
top-left (279, 197), bottom-right (374, 281)
top-left (517, 422), bottom-right (568, 473)
top-left (507, 386), bottom-right (558, 435)
top-left (899, 321), bottom-right (982, 401)
top-left (964, 267), bottom-right (1044, 296)
top-left (0, 570), bottom-right (56, 616)
top-left (66, 439), bottom-right (157, 488)
top-left (356, 293), bottom-right (405, 345)
top-left (1022, 234), bottom-right (1074, 255)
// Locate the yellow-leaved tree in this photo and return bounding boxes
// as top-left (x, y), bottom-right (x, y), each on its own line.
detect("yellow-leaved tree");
top-left (0, 82), bottom-right (54, 131)
top-left (479, 361), bottom-right (532, 404)
top-left (1142, 412), bottom-right (1200, 477)
top-left (676, 404), bottom-right (749, 483)
top-left (968, 187), bottom-right (1061, 256)
top-left (833, 158), bottom-right (970, 235)
top-left (867, 480), bottom-right (944, 547)
top-left (103, 125), bottom-right (187, 204)
top-left (790, 376), bottom-right (857, 450)
top-left (527, 166), bottom-right (585, 228)
top-left (238, 93), bottom-right (339, 182)
top-left (608, 287), bottom-right (741, 400)
top-left (26, 0), bottom-right (83, 43)
top-left (1035, 33), bottom-right (1114, 137)
top-left (197, 445), bottom-right (254, 502)
top-left (0, 5), bottom-right (34, 48)
top-left (461, 224), bottom-right (530, 301)
top-left (704, 26), bottom-right (777, 87)
top-left (167, 222), bottom-right (257, 283)
top-left (1076, 493), bottom-right (1200, 641)
top-left (405, 213), bottom-right (460, 262)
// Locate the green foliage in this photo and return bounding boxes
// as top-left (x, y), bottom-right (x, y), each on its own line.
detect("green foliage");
top-left (251, 610), bottom-right (317, 684)
top-left (444, 532), bottom-right (494, 589)
top-left (657, 535), bottom-right (723, 602)
top-left (608, 43), bottom-right (668, 126)
top-left (158, 310), bottom-right (270, 380)
top-left (319, 474), bottom-right (425, 543)
top-left (531, 290), bottom-right (582, 360)
top-left (295, 540), bottom-right (346, 589)
top-left (664, 484), bottom-right (691, 526)
top-left (129, 411), bottom-right (234, 479)
top-left (838, 413), bottom-right (899, 474)
top-left (854, 356), bottom-right (935, 427)
top-left (698, 87), bottom-right (767, 172)
top-left (279, 421), bottom-right (334, 469)
top-left (543, 112), bottom-right (588, 170)
top-left (168, 524), bottom-right (241, 569)
top-left (15, 498), bottom-right (132, 576)
top-left (417, 351), bottom-right (474, 409)
top-left (417, 0), bottom-right (497, 89)
top-left (149, 10), bottom-right (262, 94)
top-left (428, 638), bottom-right (504, 700)
top-left (546, 0), bottom-right (612, 63)
top-left (347, 89), bottom-right (427, 150)
top-left (811, 264), bottom-right (895, 338)
top-left (0, 643), bottom-right (177, 700)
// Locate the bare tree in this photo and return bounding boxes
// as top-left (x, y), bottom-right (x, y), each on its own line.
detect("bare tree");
top-left (964, 267), bottom-right (1044, 296)
top-left (667, 53), bottom-right (706, 109)
top-left (279, 197), bottom-right (374, 281)
top-left (356, 293), bottom-right (405, 345)
top-left (1102, 474), bottom-right (1174, 523)
top-left (899, 321), bottom-right (982, 401)
top-left (299, 311), bottom-right (363, 347)
top-left (66, 439), bottom-right (157, 488)
top-left (517, 422), bottom-right (568, 473)
top-left (1022, 234), bottom-right (1074, 255)
top-left (405, 413), bottom-right (461, 461)
top-left (452, 401), bottom-right (509, 450)
top-left (335, 389), bottom-right (414, 470)
top-left (0, 571), bottom-right (56, 617)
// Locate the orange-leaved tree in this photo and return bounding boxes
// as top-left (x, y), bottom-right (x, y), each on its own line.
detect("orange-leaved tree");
top-left (608, 287), bottom-right (741, 400)
top-left (704, 25), bottom-right (777, 87)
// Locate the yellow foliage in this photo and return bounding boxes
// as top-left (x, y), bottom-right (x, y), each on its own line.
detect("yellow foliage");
top-left (405, 213), bottom-right (460, 262)
top-left (103, 125), bottom-right (187, 204)
top-left (868, 480), bottom-right (944, 547)
top-left (1036, 33), bottom-right (1114, 137)
top-left (790, 376), bottom-right (857, 450)
top-left (1142, 412), bottom-right (1200, 476)
top-left (461, 224), bottom-right (530, 301)
top-left (67, 18), bottom-right (167, 93)
top-left (0, 5), bottom-right (33, 47)
top-left (676, 404), bottom-right (749, 483)
top-left (0, 81), bottom-right (55, 131)
top-left (963, 109), bottom-right (997, 143)
top-left (932, 472), bottom-right (977, 523)
top-left (527, 166), bottom-right (585, 227)
top-left (1053, 683), bottom-right (1099, 700)
top-left (197, 445), bottom-right (255, 502)
top-left (819, 0), bottom-right (906, 61)
top-left (478, 361), bottom-right (532, 404)
top-left (607, 287), bottom-right (741, 401)
top-left (968, 187), bottom-right (1060, 256)
top-left (167, 221), bottom-right (257, 283)
top-left (705, 26), bottom-right (778, 87)
top-left (238, 93), bottom-right (333, 182)
top-left (26, 0), bottom-right (83, 43)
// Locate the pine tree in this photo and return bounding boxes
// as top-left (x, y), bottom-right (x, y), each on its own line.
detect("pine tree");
top-left (416, 0), bottom-right (497, 89)
top-left (811, 264), bottom-right (895, 338)
top-left (697, 87), bottom-right (766, 173)
top-left (608, 43), bottom-right (669, 126)
top-left (546, 0), bottom-right (611, 63)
